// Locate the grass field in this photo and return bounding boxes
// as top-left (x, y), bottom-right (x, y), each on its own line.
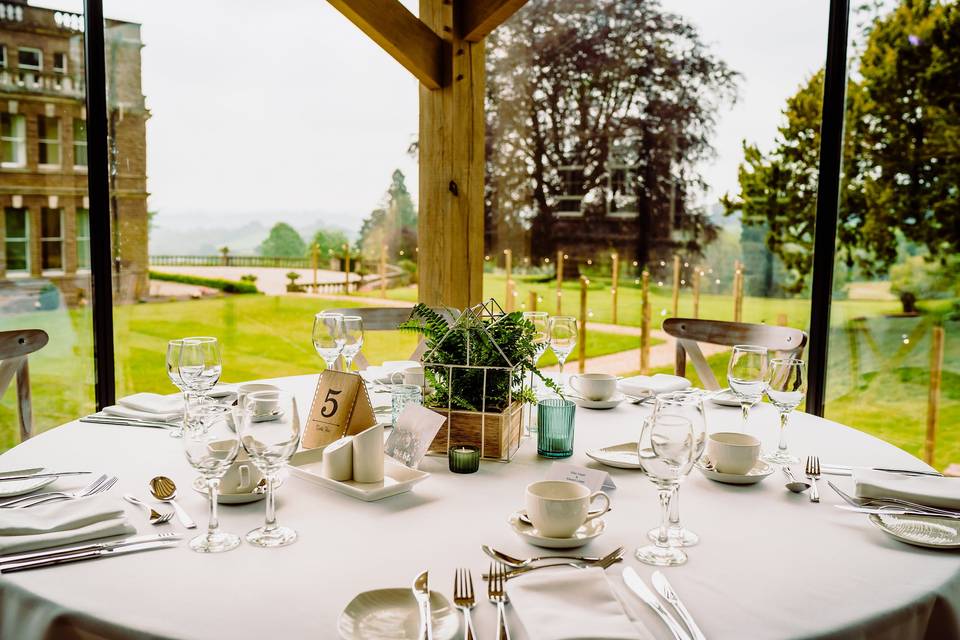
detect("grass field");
top-left (0, 295), bottom-right (652, 450)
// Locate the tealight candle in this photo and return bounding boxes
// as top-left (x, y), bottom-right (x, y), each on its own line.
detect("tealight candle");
top-left (448, 445), bottom-right (481, 474)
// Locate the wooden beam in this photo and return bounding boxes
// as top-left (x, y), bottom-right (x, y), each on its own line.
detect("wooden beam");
top-left (460, 0), bottom-right (528, 42)
top-left (327, 0), bottom-right (445, 89)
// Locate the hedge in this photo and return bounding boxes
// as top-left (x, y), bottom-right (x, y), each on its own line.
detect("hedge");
top-left (149, 271), bottom-right (260, 294)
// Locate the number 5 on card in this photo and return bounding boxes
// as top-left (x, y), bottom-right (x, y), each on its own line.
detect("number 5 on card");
top-left (302, 370), bottom-right (376, 449)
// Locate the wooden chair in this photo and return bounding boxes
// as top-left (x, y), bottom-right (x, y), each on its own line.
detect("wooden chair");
top-left (323, 307), bottom-right (459, 370)
top-left (0, 329), bottom-right (49, 441)
top-left (663, 318), bottom-right (807, 391)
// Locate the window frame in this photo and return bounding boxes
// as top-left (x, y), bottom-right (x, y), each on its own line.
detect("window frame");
top-left (37, 115), bottom-right (62, 169)
top-left (4, 207), bottom-right (30, 275)
top-left (17, 47), bottom-right (42, 71)
top-left (75, 207), bottom-right (90, 271)
top-left (0, 113), bottom-right (26, 168)
top-left (40, 207), bottom-right (64, 273)
top-left (0, 46), bottom-right (6, 69)
top-left (53, 52), bottom-right (67, 74)
top-left (73, 118), bottom-right (87, 169)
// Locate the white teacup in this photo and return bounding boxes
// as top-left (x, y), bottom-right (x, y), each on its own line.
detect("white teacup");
top-left (227, 383), bottom-right (280, 429)
top-left (389, 366), bottom-right (425, 388)
top-left (706, 432), bottom-right (761, 475)
top-left (525, 480), bottom-right (611, 538)
top-left (219, 451), bottom-right (264, 495)
top-left (569, 373), bottom-right (618, 401)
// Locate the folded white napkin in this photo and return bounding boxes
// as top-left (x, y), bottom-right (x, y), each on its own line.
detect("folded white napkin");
top-left (854, 470), bottom-right (960, 510)
top-left (619, 374), bottom-right (691, 398)
top-left (102, 405), bottom-right (181, 422)
top-left (0, 496), bottom-right (135, 555)
top-left (118, 392), bottom-right (182, 415)
top-left (507, 567), bottom-right (644, 640)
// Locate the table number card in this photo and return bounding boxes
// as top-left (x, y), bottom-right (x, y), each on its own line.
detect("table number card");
top-left (302, 370), bottom-right (377, 449)
top-left (547, 462), bottom-right (616, 493)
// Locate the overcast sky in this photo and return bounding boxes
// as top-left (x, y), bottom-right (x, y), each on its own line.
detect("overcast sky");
top-left (37, 0), bottom-right (829, 233)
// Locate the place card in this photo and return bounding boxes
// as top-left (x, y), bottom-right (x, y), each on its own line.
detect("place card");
top-left (303, 370), bottom-right (376, 449)
top-left (547, 462), bottom-right (616, 493)
top-left (384, 405), bottom-right (447, 469)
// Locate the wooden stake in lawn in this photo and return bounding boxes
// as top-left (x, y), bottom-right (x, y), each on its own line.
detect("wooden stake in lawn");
top-left (924, 325), bottom-right (945, 465)
top-left (556, 250), bottom-right (564, 315)
top-left (379, 238), bottom-right (387, 298)
top-left (504, 248), bottom-right (513, 312)
top-left (528, 290), bottom-right (537, 312)
top-left (777, 313), bottom-right (788, 327)
top-left (692, 267), bottom-right (701, 319)
top-left (640, 270), bottom-right (650, 374)
top-left (311, 243), bottom-right (319, 293)
top-left (611, 252), bottom-right (619, 325)
top-left (343, 244), bottom-right (351, 295)
top-left (579, 276), bottom-right (588, 374)
top-left (671, 254), bottom-right (681, 318)
top-left (732, 259), bottom-right (743, 322)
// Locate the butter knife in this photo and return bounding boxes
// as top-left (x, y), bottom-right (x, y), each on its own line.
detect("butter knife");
top-left (0, 471), bottom-right (92, 482)
top-left (0, 533), bottom-right (182, 566)
top-left (81, 417), bottom-right (178, 429)
top-left (834, 505), bottom-right (960, 519)
top-left (622, 568), bottom-right (692, 640)
top-left (821, 465), bottom-right (943, 477)
top-left (651, 571), bottom-right (705, 640)
top-left (1, 540), bottom-right (179, 573)
top-left (412, 570), bottom-right (433, 640)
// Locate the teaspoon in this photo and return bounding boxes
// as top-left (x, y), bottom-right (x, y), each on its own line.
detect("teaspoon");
top-left (782, 466), bottom-right (811, 493)
top-left (149, 476), bottom-right (196, 529)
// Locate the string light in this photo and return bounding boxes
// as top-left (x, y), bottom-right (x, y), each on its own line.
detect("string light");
top-left (680, 279), bottom-right (686, 285)
top-left (634, 279), bottom-right (640, 284)
top-left (683, 262), bottom-right (689, 268)
top-left (632, 261), bottom-right (638, 266)
top-left (587, 259), bottom-right (593, 265)
top-left (660, 309), bottom-right (667, 316)
top-left (715, 279), bottom-right (721, 285)
top-left (588, 310), bottom-right (594, 318)
top-left (658, 281), bottom-right (664, 287)
top-left (659, 261), bottom-right (666, 267)
top-left (902, 334), bottom-right (910, 344)
top-left (564, 254), bottom-right (569, 259)
top-left (537, 296), bottom-right (543, 303)
top-left (485, 255), bottom-right (490, 261)
top-left (544, 257), bottom-right (550, 263)
top-left (399, 250), bottom-right (405, 256)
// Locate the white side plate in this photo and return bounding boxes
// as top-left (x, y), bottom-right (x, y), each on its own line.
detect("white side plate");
top-left (869, 513), bottom-right (960, 549)
top-left (0, 468), bottom-right (56, 497)
top-left (708, 388), bottom-right (742, 407)
top-left (338, 588), bottom-right (458, 640)
top-left (586, 442), bottom-right (644, 470)
top-left (289, 449), bottom-right (430, 501)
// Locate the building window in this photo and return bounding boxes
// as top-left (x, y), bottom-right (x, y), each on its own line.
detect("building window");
top-left (1, 113), bottom-right (25, 168)
top-left (53, 53), bottom-right (66, 73)
top-left (17, 47), bottom-right (41, 71)
top-left (41, 208), bottom-right (63, 271)
top-left (38, 116), bottom-right (61, 167)
top-left (75, 208), bottom-right (90, 270)
top-left (607, 163), bottom-right (639, 218)
top-left (556, 164), bottom-right (586, 217)
top-left (0, 46), bottom-right (6, 69)
top-left (4, 208), bottom-right (29, 273)
top-left (73, 119), bottom-right (87, 168)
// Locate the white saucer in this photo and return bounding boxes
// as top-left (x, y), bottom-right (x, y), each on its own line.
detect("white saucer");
top-left (508, 510), bottom-right (605, 548)
top-left (191, 476), bottom-right (283, 504)
top-left (586, 442), bottom-right (644, 470)
top-left (708, 388), bottom-right (742, 407)
top-left (869, 513), bottom-right (960, 549)
top-left (571, 393), bottom-right (625, 410)
top-left (696, 458), bottom-right (774, 485)
top-left (338, 588), bottom-right (458, 640)
top-left (0, 468), bottom-right (57, 498)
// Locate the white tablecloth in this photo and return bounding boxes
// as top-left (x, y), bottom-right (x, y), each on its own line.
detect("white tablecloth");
top-left (1, 374), bottom-right (958, 640)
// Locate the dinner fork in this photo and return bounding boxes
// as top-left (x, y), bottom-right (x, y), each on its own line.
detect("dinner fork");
top-left (827, 481), bottom-right (960, 517)
top-left (805, 456), bottom-right (821, 503)
top-left (453, 568), bottom-right (476, 640)
top-left (0, 474), bottom-right (109, 509)
top-left (487, 563), bottom-right (511, 640)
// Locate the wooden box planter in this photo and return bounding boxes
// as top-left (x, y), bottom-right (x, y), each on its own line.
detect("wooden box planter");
top-left (427, 401), bottom-right (524, 461)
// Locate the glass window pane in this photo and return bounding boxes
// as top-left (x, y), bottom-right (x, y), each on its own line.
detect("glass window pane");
top-left (41, 240), bottom-right (62, 270)
top-left (5, 208), bottom-right (26, 238)
top-left (5, 241), bottom-right (27, 272)
top-left (41, 208), bottom-right (61, 238)
top-left (17, 47), bottom-right (40, 69)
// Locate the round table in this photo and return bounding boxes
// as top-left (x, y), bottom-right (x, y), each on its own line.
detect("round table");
top-left (1, 374), bottom-right (958, 640)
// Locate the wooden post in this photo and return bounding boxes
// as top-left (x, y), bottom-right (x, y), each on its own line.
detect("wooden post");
top-left (578, 276), bottom-right (588, 373)
top-left (343, 244), bottom-right (351, 295)
top-left (640, 270), bottom-right (650, 374)
top-left (556, 250), bottom-right (564, 315)
top-left (379, 242), bottom-right (387, 298)
top-left (671, 254), bottom-right (680, 318)
top-left (692, 268), bottom-right (701, 319)
top-left (610, 252), bottom-right (619, 325)
top-left (736, 265), bottom-right (745, 322)
top-left (311, 243), bottom-right (319, 293)
top-left (776, 313), bottom-right (788, 327)
top-left (504, 248), bottom-right (512, 311)
top-left (528, 290), bottom-right (537, 312)
top-left (732, 259), bottom-right (742, 322)
top-left (924, 325), bottom-right (945, 465)
top-left (847, 319), bottom-right (860, 392)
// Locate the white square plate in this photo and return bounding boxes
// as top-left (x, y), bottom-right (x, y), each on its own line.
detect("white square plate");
top-left (289, 449), bottom-right (430, 501)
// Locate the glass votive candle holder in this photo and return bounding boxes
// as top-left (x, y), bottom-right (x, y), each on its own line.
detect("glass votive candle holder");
top-left (537, 398), bottom-right (576, 458)
top-left (448, 445), bottom-right (481, 474)
top-left (391, 384), bottom-right (422, 428)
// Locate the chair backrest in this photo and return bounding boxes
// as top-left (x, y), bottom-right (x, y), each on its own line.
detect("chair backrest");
top-left (323, 306), bottom-right (459, 370)
top-left (662, 318), bottom-right (807, 391)
top-left (0, 329), bottom-right (49, 441)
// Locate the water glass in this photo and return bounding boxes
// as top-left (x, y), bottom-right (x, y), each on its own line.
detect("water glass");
top-left (548, 316), bottom-right (577, 375)
top-left (178, 337), bottom-right (222, 396)
top-left (182, 409), bottom-right (241, 553)
top-left (166, 339), bottom-right (189, 438)
top-left (636, 414), bottom-right (695, 566)
top-left (727, 344), bottom-right (768, 429)
top-left (522, 311), bottom-right (550, 435)
top-left (537, 398), bottom-right (576, 458)
top-left (391, 384), bottom-right (422, 427)
top-left (340, 315), bottom-right (364, 370)
top-left (764, 358), bottom-right (807, 464)
top-left (239, 391), bottom-right (303, 548)
top-left (312, 312), bottom-right (344, 369)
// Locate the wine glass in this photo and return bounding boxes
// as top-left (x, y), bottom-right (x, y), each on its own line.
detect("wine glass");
top-left (727, 344), bottom-right (768, 430)
top-left (312, 312), bottom-right (344, 370)
top-left (239, 390), bottom-right (303, 547)
top-left (340, 316), bottom-right (364, 371)
top-left (548, 316), bottom-right (578, 376)
top-left (166, 339), bottom-right (189, 438)
top-left (646, 390), bottom-right (706, 547)
top-left (522, 311), bottom-right (550, 365)
top-left (764, 358), bottom-right (807, 464)
top-left (182, 408), bottom-right (241, 553)
top-left (636, 413), bottom-right (695, 566)
top-left (178, 337), bottom-right (222, 426)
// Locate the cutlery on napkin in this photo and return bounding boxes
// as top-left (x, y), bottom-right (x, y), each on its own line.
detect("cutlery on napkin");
top-left (622, 567), bottom-right (691, 640)
top-left (853, 469), bottom-right (960, 510)
top-left (1, 539), bottom-right (179, 573)
top-left (0, 496), bottom-right (135, 555)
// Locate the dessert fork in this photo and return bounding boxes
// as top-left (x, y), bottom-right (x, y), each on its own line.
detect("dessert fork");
top-left (453, 567), bottom-right (476, 640)
top-left (123, 494), bottom-right (174, 524)
top-left (487, 562), bottom-right (511, 640)
top-left (805, 456), bottom-right (821, 503)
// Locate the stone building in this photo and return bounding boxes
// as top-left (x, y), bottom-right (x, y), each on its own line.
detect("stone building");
top-left (0, 0), bottom-right (148, 309)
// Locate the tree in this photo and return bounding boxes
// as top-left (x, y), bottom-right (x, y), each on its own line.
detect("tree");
top-left (258, 222), bottom-right (306, 258)
top-left (308, 227), bottom-right (349, 260)
top-left (356, 169), bottom-right (418, 261)
top-left (724, 0), bottom-right (960, 290)
top-left (485, 0), bottom-right (737, 264)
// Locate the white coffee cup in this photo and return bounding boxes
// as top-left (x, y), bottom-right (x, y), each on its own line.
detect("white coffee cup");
top-left (219, 451), bottom-right (264, 495)
top-left (390, 366), bottom-right (425, 388)
top-left (569, 373), bottom-right (618, 401)
top-left (227, 383), bottom-right (280, 429)
top-left (525, 480), bottom-right (611, 538)
top-left (706, 432), bottom-right (761, 475)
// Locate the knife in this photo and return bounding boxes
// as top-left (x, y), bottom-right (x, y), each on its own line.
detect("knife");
top-left (1, 540), bottom-right (180, 573)
top-left (81, 417), bottom-right (178, 429)
top-left (622, 568), bottom-right (692, 640)
top-left (834, 505), bottom-right (960, 519)
top-left (651, 571), bottom-right (705, 640)
top-left (822, 465), bottom-right (943, 477)
top-left (0, 471), bottom-right (92, 482)
top-left (412, 570), bottom-right (433, 640)
top-left (0, 468), bottom-right (43, 478)
top-left (0, 533), bottom-right (182, 566)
